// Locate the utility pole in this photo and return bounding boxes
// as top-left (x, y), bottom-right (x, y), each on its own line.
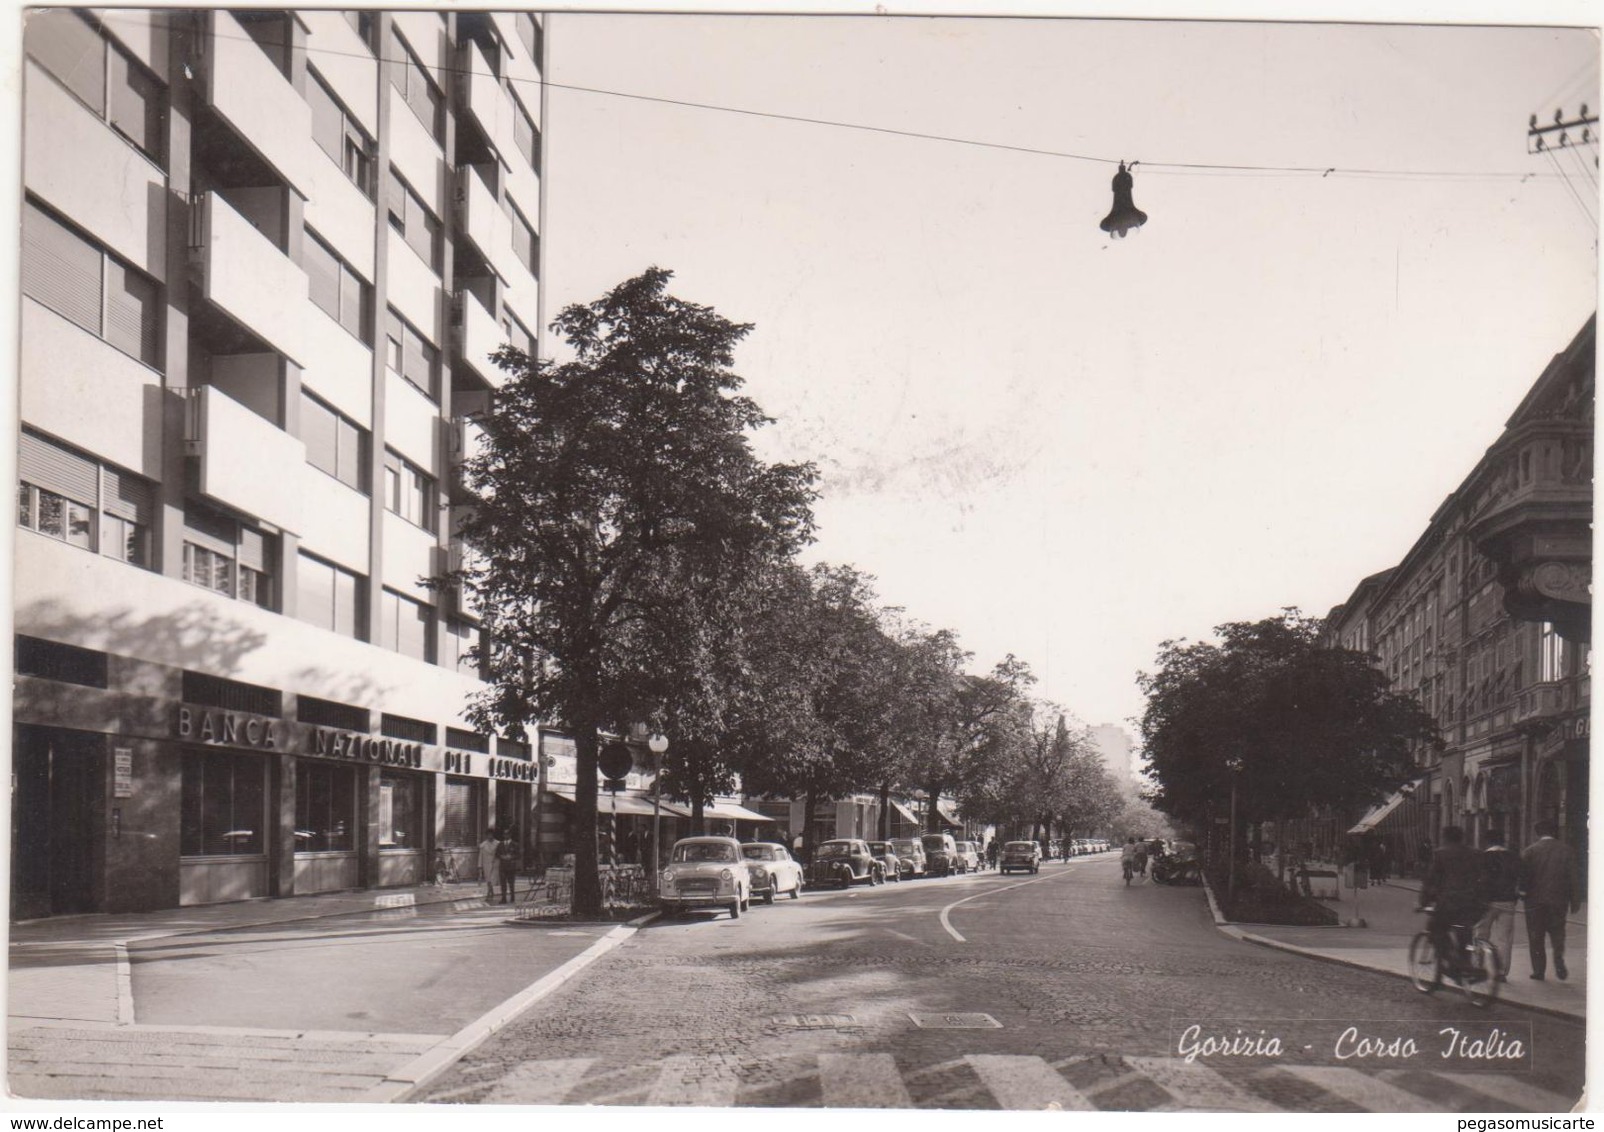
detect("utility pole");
top-left (1528, 105), bottom-right (1598, 158)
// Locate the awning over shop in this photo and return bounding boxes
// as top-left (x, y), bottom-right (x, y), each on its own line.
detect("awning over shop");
top-left (935, 800), bottom-right (963, 828)
top-left (1348, 791), bottom-right (1407, 834)
top-left (699, 800), bottom-right (775, 823)
top-left (548, 787), bottom-right (690, 818)
top-left (890, 800), bottom-right (920, 825)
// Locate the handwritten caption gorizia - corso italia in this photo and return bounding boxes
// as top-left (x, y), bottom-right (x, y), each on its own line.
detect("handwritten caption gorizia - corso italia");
top-left (1171, 1019), bottom-right (1532, 1070)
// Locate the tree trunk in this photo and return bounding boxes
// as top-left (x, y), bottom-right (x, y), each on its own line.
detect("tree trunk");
top-left (925, 782), bottom-right (942, 833)
top-left (878, 782), bottom-right (891, 840)
top-left (572, 719), bottom-right (602, 918)
top-left (802, 787), bottom-right (817, 860)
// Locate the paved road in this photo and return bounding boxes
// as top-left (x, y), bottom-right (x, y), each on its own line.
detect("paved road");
top-left (419, 856), bottom-right (1584, 1111)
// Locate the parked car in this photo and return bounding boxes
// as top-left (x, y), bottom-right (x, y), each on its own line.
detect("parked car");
top-left (660, 836), bottom-right (750, 918)
top-left (740, 842), bottom-right (805, 904)
top-left (921, 833), bottom-right (959, 877)
top-left (806, 839), bottom-right (884, 888)
top-left (953, 840), bottom-right (982, 873)
top-left (866, 841), bottom-right (903, 882)
top-left (1000, 840), bottom-right (1042, 875)
top-left (888, 837), bottom-right (927, 878)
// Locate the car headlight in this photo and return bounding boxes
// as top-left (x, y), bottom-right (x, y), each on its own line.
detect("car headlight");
top-left (720, 868), bottom-right (733, 881)
top-left (753, 867), bottom-right (769, 881)
top-left (662, 868), bottom-right (676, 883)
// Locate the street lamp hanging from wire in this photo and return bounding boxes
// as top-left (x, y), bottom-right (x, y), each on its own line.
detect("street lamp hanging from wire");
top-left (1100, 160), bottom-right (1148, 238)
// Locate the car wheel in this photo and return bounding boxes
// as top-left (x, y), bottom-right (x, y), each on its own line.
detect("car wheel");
top-left (764, 889), bottom-right (774, 905)
top-left (729, 899), bottom-right (741, 919)
top-left (790, 880), bottom-right (801, 899)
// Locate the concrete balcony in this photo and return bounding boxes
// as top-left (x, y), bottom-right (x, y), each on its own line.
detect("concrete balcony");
top-left (193, 191), bottom-right (308, 366)
top-left (186, 385), bottom-right (305, 534)
top-left (385, 226), bottom-right (442, 348)
top-left (459, 40), bottom-right (514, 164)
top-left (382, 511), bottom-right (439, 604)
top-left (453, 289), bottom-right (505, 388)
top-left (1513, 681), bottom-right (1572, 730)
top-left (203, 10), bottom-right (313, 200)
top-left (454, 164), bottom-right (510, 282)
top-left (447, 415), bottom-right (488, 505)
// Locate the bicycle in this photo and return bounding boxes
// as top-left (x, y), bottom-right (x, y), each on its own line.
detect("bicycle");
top-left (1409, 905), bottom-right (1500, 1008)
top-left (432, 848), bottom-right (459, 887)
top-left (1122, 858), bottom-right (1135, 886)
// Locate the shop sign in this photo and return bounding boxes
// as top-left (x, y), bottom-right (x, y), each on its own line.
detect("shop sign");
top-left (113, 748), bottom-right (134, 798)
top-left (307, 727), bottom-right (425, 768)
top-left (178, 706), bottom-right (280, 749)
top-left (489, 757), bottom-right (537, 782)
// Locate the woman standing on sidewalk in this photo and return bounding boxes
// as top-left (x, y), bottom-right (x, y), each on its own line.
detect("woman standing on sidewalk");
top-left (479, 828), bottom-right (501, 899)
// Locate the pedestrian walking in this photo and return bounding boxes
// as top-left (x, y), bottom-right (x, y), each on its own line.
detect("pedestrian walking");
top-left (1134, 839), bottom-right (1149, 878)
top-left (1476, 828), bottom-right (1519, 981)
top-left (1520, 819), bottom-right (1579, 981)
top-left (479, 828), bottom-right (501, 900)
top-left (495, 831), bottom-right (519, 904)
top-left (1420, 826), bottom-right (1488, 977)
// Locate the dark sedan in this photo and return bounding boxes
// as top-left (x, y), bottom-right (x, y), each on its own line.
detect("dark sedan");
top-left (805, 839), bottom-right (885, 888)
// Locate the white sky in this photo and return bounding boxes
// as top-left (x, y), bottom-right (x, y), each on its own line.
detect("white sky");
top-left (540, 4), bottom-right (1599, 734)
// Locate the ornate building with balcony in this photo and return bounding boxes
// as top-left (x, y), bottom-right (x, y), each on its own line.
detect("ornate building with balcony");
top-left (1331, 317), bottom-right (1592, 880)
top-left (14, 9), bottom-right (548, 916)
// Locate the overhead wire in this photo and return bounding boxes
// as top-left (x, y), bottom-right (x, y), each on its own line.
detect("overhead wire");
top-left (107, 10), bottom-right (1579, 189)
top-left (1543, 148), bottom-right (1597, 228)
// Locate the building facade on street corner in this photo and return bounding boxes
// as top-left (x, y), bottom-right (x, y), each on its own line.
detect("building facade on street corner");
top-left (13, 8), bottom-right (552, 917)
top-left (1323, 317), bottom-right (1592, 880)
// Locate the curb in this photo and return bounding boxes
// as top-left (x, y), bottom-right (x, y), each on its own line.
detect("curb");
top-left (1201, 873), bottom-right (1584, 1024)
top-left (359, 911), bottom-right (661, 1103)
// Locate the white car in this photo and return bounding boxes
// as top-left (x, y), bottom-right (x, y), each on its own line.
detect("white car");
top-left (741, 842), bottom-right (805, 904)
top-left (660, 836), bottom-right (751, 919)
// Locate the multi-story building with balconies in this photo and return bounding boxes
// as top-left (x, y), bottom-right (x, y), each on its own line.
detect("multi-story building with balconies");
top-left (1334, 317), bottom-right (1592, 880)
top-left (13, 8), bottom-right (548, 917)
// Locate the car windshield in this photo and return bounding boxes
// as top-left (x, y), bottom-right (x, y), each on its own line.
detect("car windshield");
top-left (868, 843), bottom-right (890, 854)
top-left (816, 842), bottom-right (853, 858)
top-left (921, 836), bottom-right (947, 851)
top-left (1005, 842), bottom-right (1034, 851)
top-left (890, 840), bottom-right (917, 853)
top-left (672, 842), bottom-right (735, 864)
top-left (741, 845), bottom-right (777, 861)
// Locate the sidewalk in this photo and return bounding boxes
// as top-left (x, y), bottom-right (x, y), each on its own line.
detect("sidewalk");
top-left (7, 881), bottom-right (644, 1103)
top-left (1204, 874), bottom-right (1586, 1022)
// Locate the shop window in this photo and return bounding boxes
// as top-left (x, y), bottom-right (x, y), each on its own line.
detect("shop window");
top-left (25, 10), bottom-right (165, 166)
top-left (440, 776), bottom-right (481, 847)
top-left (301, 392), bottom-right (369, 491)
top-left (307, 71), bottom-right (373, 196)
top-left (180, 750), bottom-right (267, 856)
top-left (295, 761), bottom-right (356, 851)
top-left (294, 552), bottom-right (364, 639)
top-left (383, 450), bottom-right (436, 532)
top-left (303, 231), bottom-right (371, 343)
top-left (378, 589), bottom-right (433, 662)
top-left (379, 770), bottom-right (423, 848)
top-left (381, 713), bottom-right (437, 744)
top-left (446, 727), bottom-right (489, 753)
top-left (18, 431), bottom-right (153, 567)
top-left (297, 695), bottom-right (369, 732)
top-left (15, 635), bottom-right (108, 688)
top-left (23, 199), bottom-right (159, 367)
top-left (182, 671), bottom-right (281, 716)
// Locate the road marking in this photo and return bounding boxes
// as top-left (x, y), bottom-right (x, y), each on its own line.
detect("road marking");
top-left (967, 1054), bottom-right (1097, 1110)
top-left (645, 1053), bottom-right (741, 1107)
top-left (937, 868), bottom-right (1081, 942)
top-left (1276, 1065), bottom-right (1439, 1111)
top-left (482, 1058), bottom-right (594, 1105)
top-left (1124, 1056), bottom-right (1280, 1112)
top-left (819, 1052), bottom-right (912, 1108)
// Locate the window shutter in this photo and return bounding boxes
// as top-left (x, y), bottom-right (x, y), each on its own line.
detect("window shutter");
top-left (100, 466), bottom-right (153, 524)
top-left (237, 527), bottom-right (267, 573)
top-left (25, 10), bottom-right (105, 113)
top-left (103, 259), bottom-right (157, 365)
top-left (107, 47), bottom-right (159, 160)
top-left (22, 201), bottom-right (102, 336)
top-left (19, 431), bottom-right (98, 506)
top-left (441, 779), bottom-right (479, 847)
top-left (307, 73), bottom-right (344, 166)
top-left (303, 234), bottom-right (340, 322)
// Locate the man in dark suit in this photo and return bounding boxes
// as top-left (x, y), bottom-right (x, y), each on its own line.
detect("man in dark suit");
top-left (1520, 819), bottom-right (1580, 980)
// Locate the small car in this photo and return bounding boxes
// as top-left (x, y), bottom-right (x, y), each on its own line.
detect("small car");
top-left (888, 837), bottom-right (927, 878)
top-left (806, 839), bottom-right (884, 888)
top-left (866, 841), bottom-right (903, 882)
top-left (1000, 840), bottom-right (1042, 875)
top-left (740, 842), bottom-right (805, 904)
top-left (953, 840), bottom-right (982, 873)
top-left (921, 832), bottom-right (959, 877)
top-left (659, 836), bottom-right (750, 918)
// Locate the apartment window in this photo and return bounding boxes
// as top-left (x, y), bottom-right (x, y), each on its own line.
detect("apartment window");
top-left (342, 10), bottom-right (376, 51)
top-left (180, 750), bottom-right (267, 856)
top-left (381, 713), bottom-right (437, 744)
top-left (378, 589), bottom-right (433, 662)
top-left (303, 231), bottom-right (370, 344)
top-left (501, 314), bottom-right (533, 357)
top-left (445, 727), bottom-right (489, 754)
top-left (386, 309), bottom-right (440, 399)
top-left (183, 671), bottom-right (281, 716)
top-left (25, 10), bottom-right (164, 165)
top-left (181, 501), bottom-right (275, 609)
top-left (444, 618), bottom-right (479, 677)
top-left (23, 199), bottom-right (159, 366)
top-left (301, 392), bottom-right (369, 491)
top-left (18, 431), bottom-right (153, 567)
top-left (389, 27), bottom-right (443, 140)
top-left (308, 73), bottom-right (374, 196)
top-left (387, 170), bottom-right (442, 272)
top-left (295, 761), bottom-right (357, 852)
top-left (384, 450), bottom-right (436, 532)
top-left (503, 198), bottom-right (537, 276)
top-left (1539, 622), bottom-right (1566, 683)
top-left (512, 98), bottom-right (539, 174)
top-left (295, 552), bottom-right (363, 639)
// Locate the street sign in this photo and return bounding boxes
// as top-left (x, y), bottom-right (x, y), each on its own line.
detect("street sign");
top-left (599, 740), bottom-right (633, 780)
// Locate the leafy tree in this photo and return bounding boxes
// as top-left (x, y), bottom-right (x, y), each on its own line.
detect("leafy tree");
top-left (1136, 610), bottom-right (1438, 840)
top-left (454, 268), bottom-right (816, 916)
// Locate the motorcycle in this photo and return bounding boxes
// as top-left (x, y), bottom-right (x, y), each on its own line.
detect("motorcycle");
top-left (1152, 853), bottom-right (1200, 885)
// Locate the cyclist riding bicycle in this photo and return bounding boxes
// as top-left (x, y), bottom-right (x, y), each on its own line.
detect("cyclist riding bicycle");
top-left (1418, 825), bottom-right (1488, 977)
top-left (1120, 837), bottom-right (1139, 884)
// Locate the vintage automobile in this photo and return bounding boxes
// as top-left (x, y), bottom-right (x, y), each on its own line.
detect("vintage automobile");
top-left (866, 840), bottom-right (903, 882)
top-left (659, 836), bottom-right (750, 918)
top-left (740, 842), bottom-right (805, 903)
top-left (953, 840), bottom-right (982, 873)
top-left (807, 839), bottom-right (884, 888)
top-left (1000, 840), bottom-right (1043, 875)
top-left (921, 832), bottom-right (959, 877)
top-left (888, 838), bottom-right (927, 879)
